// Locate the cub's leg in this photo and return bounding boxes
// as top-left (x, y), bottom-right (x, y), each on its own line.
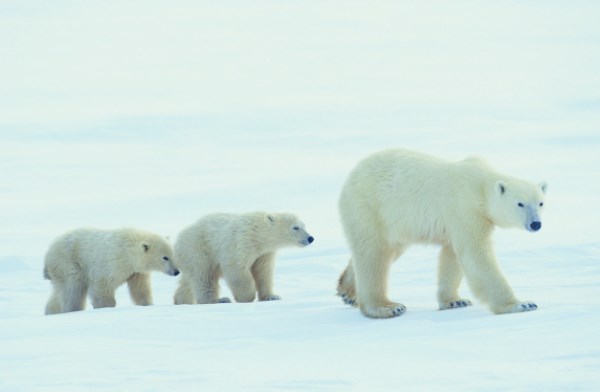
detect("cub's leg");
top-left (127, 273), bottom-right (153, 306)
top-left (251, 253), bottom-right (280, 301)
top-left (45, 284), bottom-right (63, 315)
top-left (223, 264), bottom-right (257, 303)
top-left (189, 260), bottom-right (229, 304)
top-left (437, 245), bottom-right (472, 310)
top-left (90, 278), bottom-right (117, 309)
top-left (59, 276), bottom-right (88, 313)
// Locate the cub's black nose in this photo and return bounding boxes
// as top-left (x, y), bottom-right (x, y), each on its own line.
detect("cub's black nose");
top-left (530, 221), bottom-right (541, 231)
top-left (173, 269), bottom-right (180, 276)
top-left (308, 236), bottom-right (314, 244)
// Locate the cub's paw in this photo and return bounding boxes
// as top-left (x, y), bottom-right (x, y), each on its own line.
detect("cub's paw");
top-left (262, 295), bottom-right (281, 301)
top-left (218, 297), bottom-right (232, 303)
top-left (513, 302), bottom-right (537, 312)
top-left (494, 301), bottom-right (538, 314)
top-left (339, 293), bottom-right (357, 307)
top-left (439, 299), bottom-right (472, 310)
top-left (361, 302), bottom-right (406, 319)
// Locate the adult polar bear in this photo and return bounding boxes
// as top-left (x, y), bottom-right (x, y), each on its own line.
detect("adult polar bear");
top-left (337, 148), bottom-right (547, 318)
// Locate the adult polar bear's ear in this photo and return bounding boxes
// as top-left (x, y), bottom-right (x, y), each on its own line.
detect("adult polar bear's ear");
top-left (141, 242), bottom-right (151, 252)
top-left (539, 181), bottom-right (548, 194)
top-left (495, 181), bottom-right (506, 195)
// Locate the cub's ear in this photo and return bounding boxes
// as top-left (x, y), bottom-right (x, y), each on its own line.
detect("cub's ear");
top-left (141, 242), bottom-right (151, 252)
top-left (266, 215), bottom-right (275, 223)
top-left (539, 181), bottom-right (548, 194)
top-left (495, 181), bottom-right (506, 195)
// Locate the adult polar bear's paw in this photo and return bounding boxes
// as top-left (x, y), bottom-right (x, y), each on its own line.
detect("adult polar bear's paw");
top-left (339, 293), bottom-right (357, 307)
top-left (360, 302), bottom-right (406, 319)
top-left (439, 299), bottom-right (472, 310)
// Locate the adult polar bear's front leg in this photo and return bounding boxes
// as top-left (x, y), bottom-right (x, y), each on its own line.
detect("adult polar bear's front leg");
top-left (452, 233), bottom-right (537, 314)
top-left (251, 253), bottom-right (281, 301)
top-left (437, 245), bottom-right (472, 310)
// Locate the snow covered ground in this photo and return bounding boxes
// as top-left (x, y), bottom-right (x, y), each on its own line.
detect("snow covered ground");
top-left (1, 2), bottom-right (600, 391)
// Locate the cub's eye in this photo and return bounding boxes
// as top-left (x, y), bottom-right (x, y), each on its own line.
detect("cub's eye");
top-left (163, 256), bottom-right (170, 261)
top-left (539, 202), bottom-right (544, 207)
top-left (293, 226), bottom-right (300, 231)
top-left (517, 203), bottom-right (524, 207)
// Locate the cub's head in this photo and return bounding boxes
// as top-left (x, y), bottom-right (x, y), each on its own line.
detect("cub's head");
top-left (139, 235), bottom-right (180, 276)
top-left (266, 213), bottom-right (315, 247)
top-left (488, 179), bottom-right (547, 232)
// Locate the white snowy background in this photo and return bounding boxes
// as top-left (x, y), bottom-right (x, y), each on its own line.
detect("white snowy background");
top-left (1, 1), bottom-right (599, 391)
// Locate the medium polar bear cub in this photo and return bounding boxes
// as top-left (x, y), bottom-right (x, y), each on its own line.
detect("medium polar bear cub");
top-left (44, 227), bottom-right (180, 315)
top-left (337, 148), bottom-right (547, 318)
top-left (174, 212), bottom-right (314, 305)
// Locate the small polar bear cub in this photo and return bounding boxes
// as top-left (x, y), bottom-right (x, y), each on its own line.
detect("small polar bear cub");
top-left (174, 212), bottom-right (314, 305)
top-left (44, 227), bottom-right (180, 315)
top-left (337, 148), bottom-right (547, 318)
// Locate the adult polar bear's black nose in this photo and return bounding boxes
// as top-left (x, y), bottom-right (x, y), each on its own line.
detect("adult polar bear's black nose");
top-left (530, 221), bottom-right (541, 231)
top-left (308, 236), bottom-right (315, 244)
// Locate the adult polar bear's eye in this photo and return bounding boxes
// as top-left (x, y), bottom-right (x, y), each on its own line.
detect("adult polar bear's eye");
top-left (517, 203), bottom-right (524, 207)
top-left (163, 256), bottom-right (170, 261)
top-left (293, 226), bottom-right (300, 231)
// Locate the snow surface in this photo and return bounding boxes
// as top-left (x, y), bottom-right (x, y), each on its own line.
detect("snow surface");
top-left (1, 1), bottom-right (600, 391)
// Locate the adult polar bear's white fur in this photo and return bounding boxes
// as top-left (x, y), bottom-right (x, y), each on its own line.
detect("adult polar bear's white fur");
top-left (337, 148), bottom-right (547, 318)
top-left (173, 212), bottom-right (314, 305)
top-left (44, 228), bottom-right (180, 315)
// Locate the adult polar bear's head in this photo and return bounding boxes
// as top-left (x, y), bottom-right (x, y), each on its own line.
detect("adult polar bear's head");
top-left (266, 213), bottom-right (315, 247)
top-left (488, 179), bottom-right (547, 232)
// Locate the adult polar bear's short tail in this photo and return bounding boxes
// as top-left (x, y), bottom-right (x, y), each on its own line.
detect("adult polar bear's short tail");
top-left (337, 148), bottom-right (547, 319)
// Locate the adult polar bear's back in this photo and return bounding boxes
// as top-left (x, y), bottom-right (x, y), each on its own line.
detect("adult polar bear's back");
top-left (338, 148), bottom-right (546, 318)
top-left (340, 149), bottom-right (486, 245)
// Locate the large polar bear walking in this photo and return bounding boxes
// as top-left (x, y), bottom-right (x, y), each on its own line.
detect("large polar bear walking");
top-left (44, 227), bottom-right (180, 315)
top-left (174, 212), bottom-right (314, 305)
top-left (337, 148), bottom-right (547, 318)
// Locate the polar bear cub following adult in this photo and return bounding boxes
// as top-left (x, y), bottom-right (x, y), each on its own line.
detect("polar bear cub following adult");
top-left (44, 228), bottom-right (180, 315)
top-left (337, 148), bottom-right (547, 318)
top-left (174, 212), bottom-right (314, 305)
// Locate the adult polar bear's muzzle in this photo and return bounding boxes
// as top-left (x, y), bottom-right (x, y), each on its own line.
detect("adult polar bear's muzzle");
top-left (525, 207), bottom-right (542, 232)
